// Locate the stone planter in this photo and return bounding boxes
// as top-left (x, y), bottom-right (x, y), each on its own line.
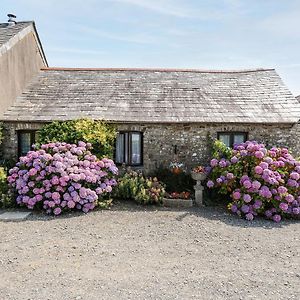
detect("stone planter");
top-left (162, 198), bottom-right (193, 208)
top-left (191, 172), bottom-right (207, 206)
top-left (191, 172), bottom-right (206, 181)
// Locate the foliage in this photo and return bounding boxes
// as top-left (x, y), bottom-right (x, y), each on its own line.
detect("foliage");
top-left (115, 170), bottom-right (165, 205)
top-left (37, 119), bottom-right (117, 158)
top-left (192, 165), bottom-right (205, 173)
top-left (206, 140), bottom-right (300, 222)
top-left (0, 167), bottom-right (8, 195)
top-left (151, 167), bottom-right (194, 193)
top-left (169, 160), bottom-right (184, 170)
top-left (211, 139), bottom-right (232, 159)
top-left (0, 122), bottom-right (3, 146)
top-left (0, 167), bottom-right (15, 208)
top-left (8, 142), bottom-right (118, 215)
top-left (165, 191), bottom-right (191, 199)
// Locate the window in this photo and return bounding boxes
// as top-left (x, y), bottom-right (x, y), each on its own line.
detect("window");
top-left (115, 132), bottom-right (143, 166)
top-left (18, 131), bottom-right (36, 157)
top-left (217, 132), bottom-right (247, 148)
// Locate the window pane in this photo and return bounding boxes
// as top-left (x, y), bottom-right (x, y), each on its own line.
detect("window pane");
top-left (20, 133), bottom-right (31, 156)
top-left (219, 134), bottom-right (230, 147)
top-left (124, 133), bottom-right (129, 164)
top-left (233, 134), bottom-right (246, 145)
top-left (131, 133), bottom-right (141, 165)
top-left (116, 133), bottom-right (125, 163)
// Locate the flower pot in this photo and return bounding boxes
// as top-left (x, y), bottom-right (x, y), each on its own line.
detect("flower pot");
top-left (172, 167), bottom-right (182, 175)
top-left (163, 198), bottom-right (193, 208)
top-left (191, 172), bottom-right (206, 181)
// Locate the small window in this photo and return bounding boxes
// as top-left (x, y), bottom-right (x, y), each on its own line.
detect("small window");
top-left (217, 132), bottom-right (247, 148)
top-left (115, 132), bottom-right (143, 166)
top-left (18, 131), bottom-right (36, 157)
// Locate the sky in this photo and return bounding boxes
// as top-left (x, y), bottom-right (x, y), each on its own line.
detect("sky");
top-left (2, 0), bottom-right (300, 95)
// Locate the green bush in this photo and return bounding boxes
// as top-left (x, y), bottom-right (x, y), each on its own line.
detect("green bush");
top-left (37, 119), bottom-right (117, 158)
top-left (115, 170), bottom-right (165, 205)
top-left (0, 122), bottom-right (3, 146)
top-left (0, 167), bottom-right (14, 208)
top-left (151, 167), bottom-right (194, 193)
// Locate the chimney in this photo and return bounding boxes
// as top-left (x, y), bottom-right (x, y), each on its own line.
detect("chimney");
top-left (7, 14), bottom-right (17, 26)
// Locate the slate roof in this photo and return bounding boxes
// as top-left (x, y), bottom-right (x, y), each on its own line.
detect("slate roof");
top-left (0, 22), bottom-right (30, 48)
top-left (2, 68), bottom-right (300, 124)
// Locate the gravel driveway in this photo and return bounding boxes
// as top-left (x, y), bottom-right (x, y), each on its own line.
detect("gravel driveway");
top-left (0, 203), bottom-right (299, 300)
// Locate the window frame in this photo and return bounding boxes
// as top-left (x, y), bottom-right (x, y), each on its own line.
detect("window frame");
top-left (217, 131), bottom-right (248, 148)
top-left (115, 131), bottom-right (143, 166)
top-left (17, 130), bottom-right (36, 157)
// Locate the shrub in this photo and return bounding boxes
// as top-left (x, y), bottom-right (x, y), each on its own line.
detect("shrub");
top-left (0, 167), bottom-right (7, 192)
top-left (151, 167), bottom-right (194, 193)
top-left (37, 119), bottom-right (117, 158)
top-left (115, 170), bottom-right (165, 205)
top-left (206, 140), bottom-right (300, 222)
top-left (0, 167), bottom-right (15, 208)
top-left (8, 142), bottom-right (118, 215)
top-left (0, 122), bottom-right (3, 146)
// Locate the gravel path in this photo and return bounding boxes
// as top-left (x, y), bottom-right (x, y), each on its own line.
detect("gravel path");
top-left (0, 203), bottom-right (299, 300)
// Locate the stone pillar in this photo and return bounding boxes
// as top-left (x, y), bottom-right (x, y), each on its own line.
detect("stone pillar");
top-left (191, 172), bottom-right (206, 207)
top-left (194, 180), bottom-right (204, 206)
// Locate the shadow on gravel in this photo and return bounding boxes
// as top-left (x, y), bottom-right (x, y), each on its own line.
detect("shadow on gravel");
top-left (109, 201), bottom-right (299, 229)
top-left (8, 200), bottom-right (299, 228)
top-left (181, 206), bottom-right (299, 229)
top-left (21, 200), bottom-right (162, 222)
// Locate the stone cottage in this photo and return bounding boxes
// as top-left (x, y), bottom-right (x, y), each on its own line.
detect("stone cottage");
top-left (1, 19), bottom-right (300, 173)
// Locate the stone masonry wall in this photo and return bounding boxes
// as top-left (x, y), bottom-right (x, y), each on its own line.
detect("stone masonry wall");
top-left (2, 121), bottom-right (300, 174)
top-left (1, 122), bottom-right (43, 161)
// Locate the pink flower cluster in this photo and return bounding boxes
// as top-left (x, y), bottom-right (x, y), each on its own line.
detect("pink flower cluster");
top-left (207, 141), bottom-right (300, 222)
top-left (8, 142), bottom-right (118, 215)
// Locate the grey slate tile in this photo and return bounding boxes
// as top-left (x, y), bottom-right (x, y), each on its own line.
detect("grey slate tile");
top-left (2, 68), bottom-right (300, 124)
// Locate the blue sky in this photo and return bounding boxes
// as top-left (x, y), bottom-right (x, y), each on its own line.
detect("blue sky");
top-left (2, 0), bottom-right (300, 95)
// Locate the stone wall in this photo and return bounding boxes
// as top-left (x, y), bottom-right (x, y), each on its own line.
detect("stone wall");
top-left (1, 122), bottom-right (43, 162)
top-left (3, 121), bottom-right (299, 173)
top-left (119, 123), bottom-right (300, 173)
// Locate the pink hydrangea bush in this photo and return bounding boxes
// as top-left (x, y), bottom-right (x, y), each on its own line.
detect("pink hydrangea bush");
top-left (8, 142), bottom-right (118, 215)
top-left (206, 140), bottom-right (300, 222)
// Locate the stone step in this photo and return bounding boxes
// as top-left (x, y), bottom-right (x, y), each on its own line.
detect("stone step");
top-left (0, 211), bottom-right (32, 221)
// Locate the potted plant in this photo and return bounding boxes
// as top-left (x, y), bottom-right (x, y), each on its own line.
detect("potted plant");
top-left (163, 191), bottom-right (193, 207)
top-left (166, 191), bottom-right (191, 200)
top-left (191, 165), bottom-right (207, 181)
top-left (169, 161), bottom-right (184, 174)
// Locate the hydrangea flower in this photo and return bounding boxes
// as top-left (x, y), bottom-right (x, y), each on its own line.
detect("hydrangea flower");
top-left (206, 140), bottom-right (300, 222)
top-left (245, 213), bottom-right (254, 221)
top-left (272, 214), bottom-right (281, 223)
top-left (8, 142), bottom-right (118, 215)
top-left (243, 194), bottom-right (252, 203)
top-left (206, 180), bottom-right (214, 188)
top-left (232, 191), bottom-right (241, 200)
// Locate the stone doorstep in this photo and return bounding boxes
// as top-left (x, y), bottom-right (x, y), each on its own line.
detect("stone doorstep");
top-left (0, 211), bottom-right (32, 222)
top-left (162, 198), bottom-right (193, 208)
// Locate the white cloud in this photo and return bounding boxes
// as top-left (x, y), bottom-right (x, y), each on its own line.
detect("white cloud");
top-left (109, 0), bottom-right (229, 20)
top-left (110, 0), bottom-right (193, 18)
